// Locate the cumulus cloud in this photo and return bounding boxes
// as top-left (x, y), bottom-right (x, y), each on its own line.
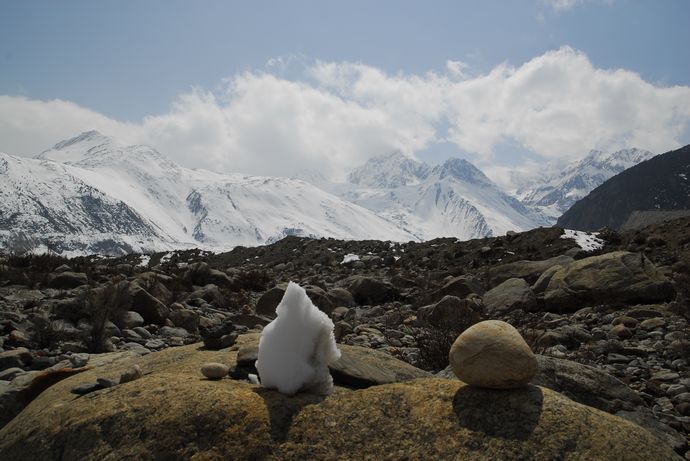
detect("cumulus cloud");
top-left (1, 46), bottom-right (689, 185)
top-left (0, 95), bottom-right (139, 155)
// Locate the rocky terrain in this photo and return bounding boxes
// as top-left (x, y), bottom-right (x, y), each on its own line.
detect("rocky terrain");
top-left (0, 218), bottom-right (689, 459)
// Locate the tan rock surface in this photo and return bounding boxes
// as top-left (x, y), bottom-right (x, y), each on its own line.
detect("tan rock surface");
top-left (449, 320), bottom-right (538, 389)
top-left (0, 334), bottom-right (681, 461)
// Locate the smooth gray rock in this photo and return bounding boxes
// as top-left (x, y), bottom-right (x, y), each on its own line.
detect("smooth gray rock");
top-left (483, 278), bottom-right (536, 313)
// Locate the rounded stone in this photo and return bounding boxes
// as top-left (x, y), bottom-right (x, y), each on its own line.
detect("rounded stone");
top-left (201, 362), bottom-right (229, 380)
top-left (449, 320), bottom-right (538, 389)
top-left (610, 324), bottom-right (633, 339)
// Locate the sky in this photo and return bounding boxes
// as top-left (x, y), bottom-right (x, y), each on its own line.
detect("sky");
top-left (1, 0), bottom-right (689, 189)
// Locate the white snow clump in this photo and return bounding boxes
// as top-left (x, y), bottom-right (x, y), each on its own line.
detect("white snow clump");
top-left (255, 281), bottom-right (341, 395)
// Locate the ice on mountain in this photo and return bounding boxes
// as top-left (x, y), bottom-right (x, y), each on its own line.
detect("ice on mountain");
top-left (255, 282), bottom-right (341, 395)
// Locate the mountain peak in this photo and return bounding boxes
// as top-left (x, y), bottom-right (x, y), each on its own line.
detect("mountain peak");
top-left (581, 147), bottom-right (655, 168)
top-left (51, 130), bottom-right (118, 151)
top-left (347, 151), bottom-right (429, 188)
top-left (37, 131), bottom-right (178, 172)
top-left (432, 157), bottom-right (491, 185)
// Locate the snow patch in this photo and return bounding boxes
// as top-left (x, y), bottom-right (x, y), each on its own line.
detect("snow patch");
top-left (341, 254), bottom-right (360, 264)
top-left (137, 255), bottom-right (151, 267)
top-left (561, 229), bottom-right (604, 251)
top-left (255, 282), bottom-right (341, 395)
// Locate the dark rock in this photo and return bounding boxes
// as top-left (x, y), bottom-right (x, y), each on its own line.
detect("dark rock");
top-left (0, 348), bottom-right (32, 371)
top-left (226, 314), bottom-right (271, 330)
top-left (417, 295), bottom-right (483, 332)
top-left (6, 330), bottom-right (31, 348)
top-left (96, 377), bottom-right (119, 388)
top-left (49, 298), bottom-right (87, 322)
top-left (201, 322), bottom-right (238, 350)
top-left (436, 275), bottom-right (485, 299)
top-left (159, 326), bottom-right (189, 338)
top-left (169, 305), bottom-right (200, 333)
top-left (610, 324), bottom-right (634, 339)
top-left (129, 283), bottom-right (170, 325)
top-left (626, 308), bottom-right (664, 319)
top-left (115, 311), bottom-right (144, 330)
top-left (483, 278), bottom-right (537, 313)
top-left (255, 285), bottom-right (287, 317)
top-left (326, 288), bottom-right (355, 308)
top-left (183, 262), bottom-right (234, 288)
top-left (0, 368), bottom-right (24, 381)
top-left (47, 272), bottom-right (88, 289)
top-left (70, 382), bottom-right (103, 395)
top-left (612, 316), bottom-right (639, 328)
top-left (256, 284), bottom-right (335, 317)
top-left (347, 276), bottom-right (399, 305)
top-left (132, 327), bottom-right (152, 339)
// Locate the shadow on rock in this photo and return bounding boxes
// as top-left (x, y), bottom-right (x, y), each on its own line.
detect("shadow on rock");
top-left (452, 384), bottom-right (543, 441)
top-left (253, 388), bottom-right (325, 442)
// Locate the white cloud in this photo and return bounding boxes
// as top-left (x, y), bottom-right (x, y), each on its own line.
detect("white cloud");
top-left (1, 46), bottom-right (689, 185)
top-left (0, 96), bottom-right (139, 155)
top-left (541, 0), bottom-right (613, 12)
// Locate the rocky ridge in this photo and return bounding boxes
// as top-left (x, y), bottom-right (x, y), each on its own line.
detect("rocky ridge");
top-left (0, 218), bottom-right (689, 458)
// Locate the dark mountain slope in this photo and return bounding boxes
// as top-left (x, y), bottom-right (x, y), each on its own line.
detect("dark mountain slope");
top-left (557, 145), bottom-right (690, 231)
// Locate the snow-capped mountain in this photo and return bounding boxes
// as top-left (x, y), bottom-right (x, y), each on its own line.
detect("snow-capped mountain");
top-left (557, 144), bottom-right (690, 231)
top-left (517, 148), bottom-right (656, 221)
top-left (0, 151), bottom-right (172, 256)
top-left (324, 152), bottom-right (549, 241)
top-left (1, 131), bottom-right (416, 255)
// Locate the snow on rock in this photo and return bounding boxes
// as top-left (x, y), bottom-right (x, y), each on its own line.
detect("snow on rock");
top-left (561, 229), bottom-right (604, 251)
top-left (341, 254), bottom-right (360, 264)
top-left (255, 282), bottom-right (341, 395)
top-left (137, 255), bottom-right (151, 267)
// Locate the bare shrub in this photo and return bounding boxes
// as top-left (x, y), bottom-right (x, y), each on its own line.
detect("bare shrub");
top-left (415, 327), bottom-right (459, 373)
top-left (81, 279), bottom-right (129, 352)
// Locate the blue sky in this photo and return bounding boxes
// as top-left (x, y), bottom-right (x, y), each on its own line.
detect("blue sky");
top-left (1, 0), bottom-right (689, 187)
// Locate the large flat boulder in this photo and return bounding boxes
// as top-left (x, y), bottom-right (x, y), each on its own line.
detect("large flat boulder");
top-left (544, 251), bottom-right (676, 312)
top-left (489, 255), bottom-right (574, 288)
top-left (0, 338), bottom-right (681, 460)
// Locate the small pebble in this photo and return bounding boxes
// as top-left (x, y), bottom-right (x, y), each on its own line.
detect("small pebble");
top-left (201, 362), bottom-right (229, 380)
top-left (69, 353), bottom-right (90, 368)
top-left (119, 365), bottom-right (143, 384)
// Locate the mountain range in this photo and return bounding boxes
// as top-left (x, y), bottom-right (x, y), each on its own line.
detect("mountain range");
top-left (557, 144), bottom-right (690, 231)
top-left (321, 152), bottom-right (549, 241)
top-left (515, 148), bottom-right (656, 220)
top-left (0, 131), bottom-right (661, 255)
top-left (0, 132), bottom-right (415, 255)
